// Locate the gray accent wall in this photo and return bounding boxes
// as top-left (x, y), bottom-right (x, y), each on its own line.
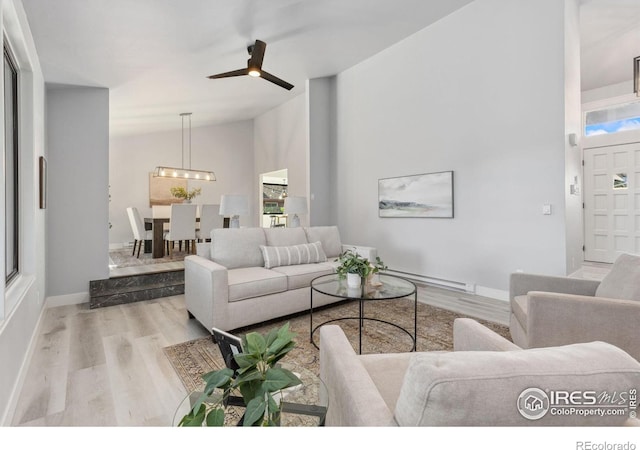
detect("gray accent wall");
top-left (307, 77), bottom-right (337, 226)
top-left (46, 85), bottom-right (110, 296)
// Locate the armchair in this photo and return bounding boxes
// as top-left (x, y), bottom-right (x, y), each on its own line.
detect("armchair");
top-left (509, 253), bottom-right (640, 361)
top-left (320, 319), bottom-right (640, 426)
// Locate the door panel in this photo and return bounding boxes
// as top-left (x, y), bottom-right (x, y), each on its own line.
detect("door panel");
top-left (584, 143), bottom-right (640, 262)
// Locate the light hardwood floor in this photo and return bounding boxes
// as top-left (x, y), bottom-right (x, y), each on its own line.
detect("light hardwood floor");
top-left (10, 285), bottom-right (508, 426)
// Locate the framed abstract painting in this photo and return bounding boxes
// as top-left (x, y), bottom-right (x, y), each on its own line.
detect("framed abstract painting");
top-left (378, 171), bottom-right (454, 218)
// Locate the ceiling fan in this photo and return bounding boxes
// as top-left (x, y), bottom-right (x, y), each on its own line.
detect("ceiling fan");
top-left (207, 39), bottom-right (294, 91)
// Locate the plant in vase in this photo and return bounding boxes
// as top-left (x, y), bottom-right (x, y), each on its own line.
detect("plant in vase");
top-left (335, 248), bottom-right (386, 288)
top-left (170, 186), bottom-right (202, 203)
top-left (178, 323), bottom-right (301, 427)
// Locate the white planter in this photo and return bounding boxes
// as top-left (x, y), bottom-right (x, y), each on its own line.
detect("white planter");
top-left (347, 273), bottom-right (361, 288)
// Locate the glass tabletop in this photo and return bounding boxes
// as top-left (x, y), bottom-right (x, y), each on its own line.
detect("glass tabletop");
top-left (311, 273), bottom-right (416, 300)
top-left (173, 363), bottom-right (328, 427)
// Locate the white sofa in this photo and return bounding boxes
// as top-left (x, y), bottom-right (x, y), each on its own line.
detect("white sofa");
top-left (185, 225), bottom-right (376, 332)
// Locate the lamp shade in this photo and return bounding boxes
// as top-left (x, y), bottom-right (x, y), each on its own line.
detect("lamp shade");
top-left (219, 194), bottom-right (249, 217)
top-left (284, 196), bottom-right (307, 215)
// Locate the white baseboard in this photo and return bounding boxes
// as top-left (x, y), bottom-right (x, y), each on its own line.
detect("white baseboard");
top-left (45, 292), bottom-right (89, 308)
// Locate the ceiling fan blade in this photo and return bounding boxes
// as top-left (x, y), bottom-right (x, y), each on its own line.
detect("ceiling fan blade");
top-left (260, 70), bottom-right (294, 90)
top-left (249, 39), bottom-right (266, 69)
top-left (207, 68), bottom-right (248, 79)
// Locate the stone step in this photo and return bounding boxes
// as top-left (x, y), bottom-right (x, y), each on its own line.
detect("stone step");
top-left (89, 269), bottom-right (184, 309)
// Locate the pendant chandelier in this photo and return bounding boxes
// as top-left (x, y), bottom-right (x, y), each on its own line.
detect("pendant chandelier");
top-left (153, 113), bottom-right (216, 181)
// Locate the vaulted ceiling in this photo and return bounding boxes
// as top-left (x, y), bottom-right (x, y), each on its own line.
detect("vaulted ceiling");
top-left (20, 0), bottom-right (640, 136)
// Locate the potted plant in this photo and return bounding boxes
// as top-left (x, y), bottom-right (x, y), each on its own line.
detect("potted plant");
top-left (170, 186), bottom-right (202, 203)
top-left (335, 248), bottom-right (387, 288)
top-left (178, 323), bottom-right (301, 426)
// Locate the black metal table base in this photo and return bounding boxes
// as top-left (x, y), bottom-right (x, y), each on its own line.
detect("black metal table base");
top-left (310, 286), bottom-right (418, 355)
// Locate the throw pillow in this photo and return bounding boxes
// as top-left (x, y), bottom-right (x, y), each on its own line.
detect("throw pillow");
top-left (595, 253), bottom-right (640, 301)
top-left (259, 241), bottom-right (327, 269)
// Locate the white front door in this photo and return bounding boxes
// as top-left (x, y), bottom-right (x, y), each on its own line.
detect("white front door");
top-left (583, 143), bottom-right (640, 263)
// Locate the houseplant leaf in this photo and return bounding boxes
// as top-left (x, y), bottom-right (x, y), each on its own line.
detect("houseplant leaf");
top-left (243, 396), bottom-right (267, 426)
top-left (205, 407), bottom-right (226, 426)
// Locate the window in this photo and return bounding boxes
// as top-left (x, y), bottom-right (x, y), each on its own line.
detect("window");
top-left (585, 101), bottom-right (640, 136)
top-left (4, 45), bottom-right (18, 284)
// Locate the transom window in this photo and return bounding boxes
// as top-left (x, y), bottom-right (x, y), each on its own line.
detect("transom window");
top-left (585, 101), bottom-right (640, 136)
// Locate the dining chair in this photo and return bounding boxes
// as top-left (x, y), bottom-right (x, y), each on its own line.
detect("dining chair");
top-left (126, 206), bottom-right (151, 258)
top-left (196, 204), bottom-right (223, 242)
top-left (164, 204), bottom-right (198, 255)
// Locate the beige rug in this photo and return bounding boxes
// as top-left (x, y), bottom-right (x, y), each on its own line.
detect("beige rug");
top-left (164, 299), bottom-right (511, 393)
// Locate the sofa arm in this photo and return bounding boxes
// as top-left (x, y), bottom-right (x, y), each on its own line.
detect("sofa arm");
top-left (319, 325), bottom-right (396, 426)
top-left (526, 291), bottom-right (640, 360)
top-left (341, 244), bottom-right (377, 262)
top-left (184, 255), bottom-right (229, 333)
top-left (509, 272), bottom-right (600, 301)
top-left (453, 318), bottom-right (520, 352)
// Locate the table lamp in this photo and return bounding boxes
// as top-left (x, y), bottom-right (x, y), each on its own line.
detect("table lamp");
top-left (220, 194), bottom-right (248, 228)
top-left (284, 196), bottom-right (307, 228)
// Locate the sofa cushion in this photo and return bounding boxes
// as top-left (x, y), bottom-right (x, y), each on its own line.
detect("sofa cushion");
top-left (271, 263), bottom-right (334, 290)
top-left (260, 242), bottom-right (327, 269)
top-left (595, 253), bottom-right (640, 301)
top-left (210, 228), bottom-right (266, 269)
top-left (304, 226), bottom-right (342, 258)
top-left (511, 295), bottom-right (528, 332)
top-left (264, 227), bottom-right (308, 247)
top-left (394, 341), bottom-right (640, 426)
top-left (227, 267), bottom-right (287, 302)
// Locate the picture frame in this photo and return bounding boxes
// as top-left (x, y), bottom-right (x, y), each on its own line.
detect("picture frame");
top-left (378, 171), bottom-right (454, 218)
top-left (148, 173), bottom-right (188, 206)
top-left (39, 156), bottom-right (47, 209)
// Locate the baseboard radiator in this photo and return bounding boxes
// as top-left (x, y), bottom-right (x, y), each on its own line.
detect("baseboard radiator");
top-left (384, 268), bottom-right (474, 293)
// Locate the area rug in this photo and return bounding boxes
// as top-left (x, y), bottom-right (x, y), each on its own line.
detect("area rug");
top-left (163, 299), bottom-right (512, 393)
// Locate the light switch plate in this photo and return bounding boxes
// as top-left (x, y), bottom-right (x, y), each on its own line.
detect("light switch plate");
top-left (543, 204), bottom-right (552, 215)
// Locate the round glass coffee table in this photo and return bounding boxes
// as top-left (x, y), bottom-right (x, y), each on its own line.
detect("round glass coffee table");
top-left (310, 273), bottom-right (417, 354)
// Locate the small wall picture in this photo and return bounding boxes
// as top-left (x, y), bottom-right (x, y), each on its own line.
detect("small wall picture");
top-left (613, 173), bottom-right (628, 190)
top-left (378, 171), bottom-right (454, 218)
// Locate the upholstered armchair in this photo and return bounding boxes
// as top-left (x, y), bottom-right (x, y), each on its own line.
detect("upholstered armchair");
top-left (509, 253), bottom-right (640, 361)
top-left (319, 319), bottom-right (640, 426)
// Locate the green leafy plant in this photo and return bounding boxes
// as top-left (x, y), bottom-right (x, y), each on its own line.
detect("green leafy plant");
top-left (170, 186), bottom-right (201, 201)
top-left (178, 323), bottom-right (301, 427)
top-left (335, 248), bottom-right (387, 279)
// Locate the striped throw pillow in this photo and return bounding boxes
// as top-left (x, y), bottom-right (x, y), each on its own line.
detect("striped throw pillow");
top-left (260, 241), bottom-right (327, 269)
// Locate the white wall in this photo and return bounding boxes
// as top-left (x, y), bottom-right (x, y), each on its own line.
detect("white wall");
top-left (46, 85), bottom-right (109, 297)
top-left (0, 0), bottom-right (46, 425)
top-left (332, 0), bottom-right (576, 297)
top-left (109, 120), bottom-right (255, 245)
top-left (564, 0), bottom-right (583, 274)
top-left (254, 94), bottom-right (309, 227)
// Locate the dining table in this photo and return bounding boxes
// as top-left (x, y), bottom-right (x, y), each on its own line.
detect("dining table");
top-left (144, 216), bottom-right (229, 258)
